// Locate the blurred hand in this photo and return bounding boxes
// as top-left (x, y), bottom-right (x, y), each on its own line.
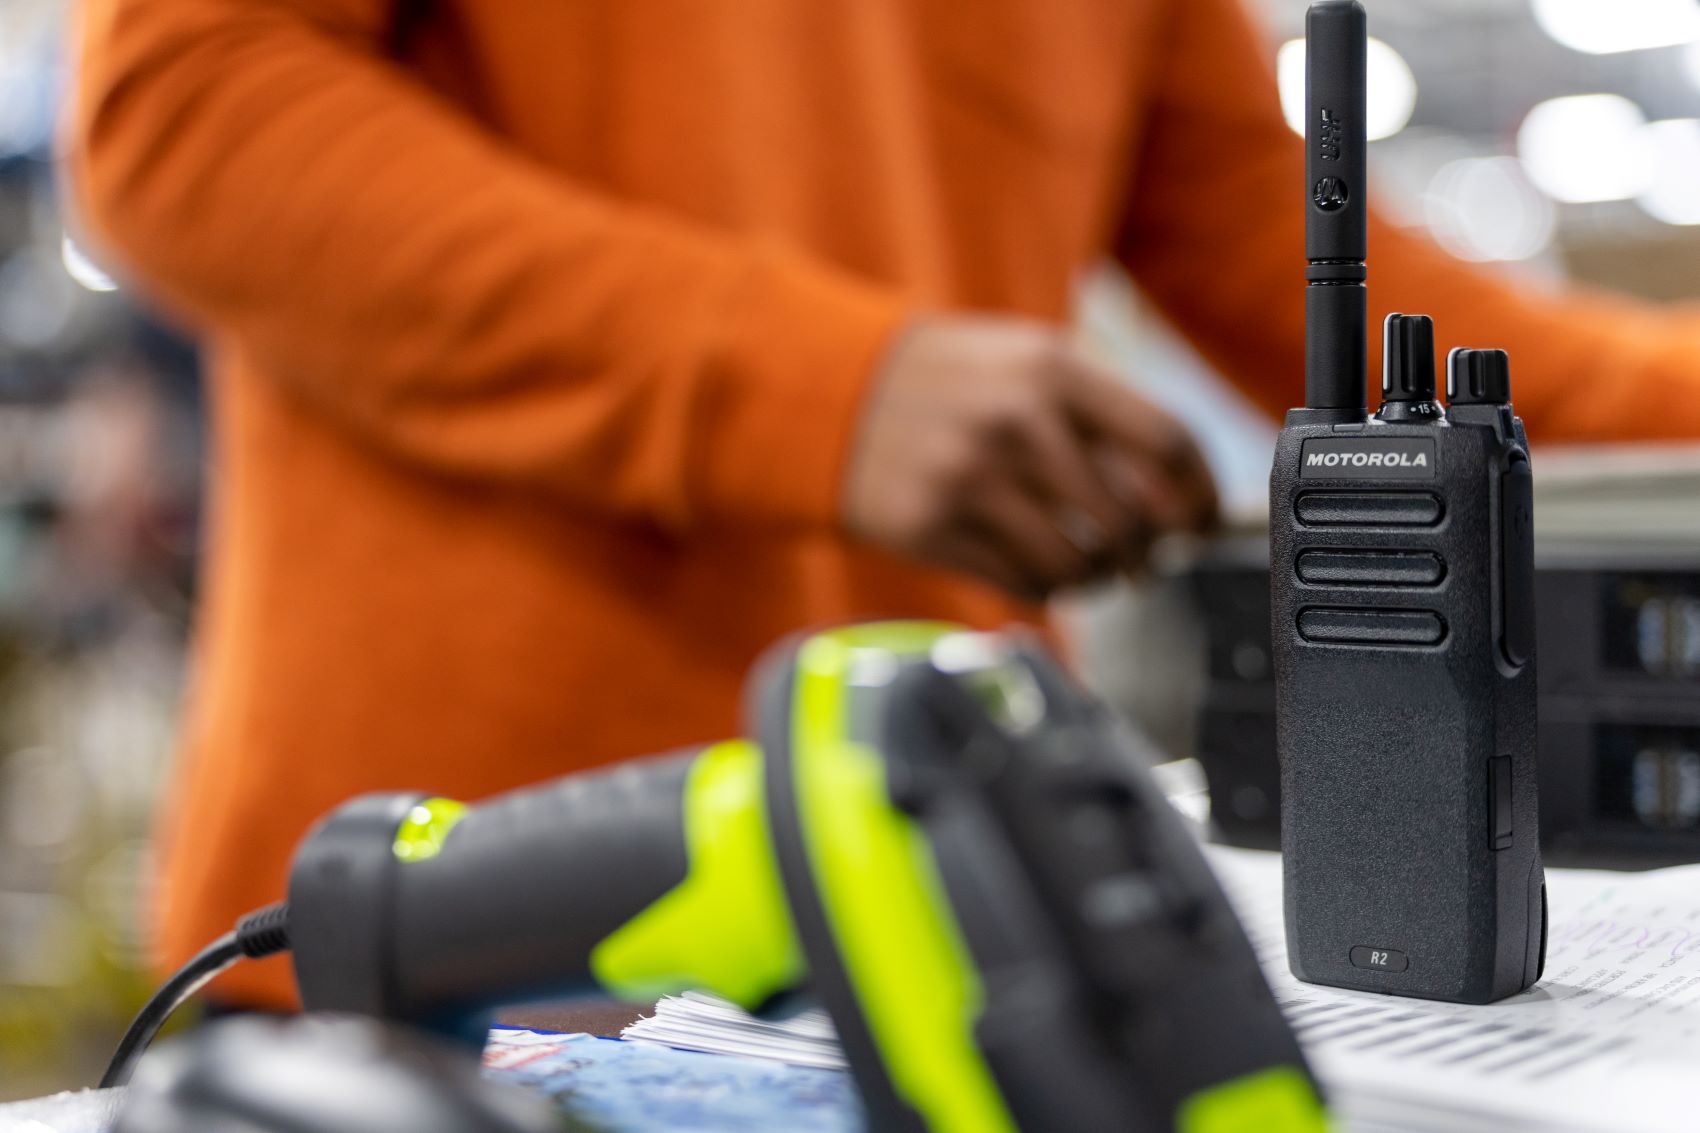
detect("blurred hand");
top-left (843, 315), bottom-right (1219, 602)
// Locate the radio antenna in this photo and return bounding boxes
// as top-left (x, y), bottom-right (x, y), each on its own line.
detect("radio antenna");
top-left (1304, 0), bottom-right (1368, 417)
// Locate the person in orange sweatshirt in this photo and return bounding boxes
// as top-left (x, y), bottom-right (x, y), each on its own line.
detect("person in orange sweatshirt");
top-left (66, 0), bottom-right (1700, 1009)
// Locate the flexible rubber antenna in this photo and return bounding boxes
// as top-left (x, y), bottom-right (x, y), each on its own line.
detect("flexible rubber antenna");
top-left (1304, 0), bottom-right (1368, 417)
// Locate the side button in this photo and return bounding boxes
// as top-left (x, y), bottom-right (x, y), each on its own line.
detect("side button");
top-left (1500, 455), bottom-right (1535, 667)
top-left (1490, 756), bottom-right (1513, 850)
top-left (1350, 946), bottom-right (1409, 973)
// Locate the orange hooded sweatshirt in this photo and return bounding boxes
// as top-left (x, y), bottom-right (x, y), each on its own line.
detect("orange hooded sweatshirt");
top-left (68, 0), bottom-right (1700, 1007)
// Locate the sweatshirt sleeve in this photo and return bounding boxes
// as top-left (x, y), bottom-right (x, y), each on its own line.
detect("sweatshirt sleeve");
top-left (1116, 0), bottom-right (1700, 444)
top-left (65, 0), bottom-right (908, 532)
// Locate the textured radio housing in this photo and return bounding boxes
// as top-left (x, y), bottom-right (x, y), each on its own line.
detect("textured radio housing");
top-left (1271, 407), bottom-right (1545, 1003)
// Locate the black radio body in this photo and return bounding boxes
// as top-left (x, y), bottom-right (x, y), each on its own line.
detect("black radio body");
top-left (1271, 387), bottom-right (1545, 1005)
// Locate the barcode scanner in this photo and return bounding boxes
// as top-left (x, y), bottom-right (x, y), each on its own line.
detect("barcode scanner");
top-left (110, 623), bottom-right (1330, 1133)
top-left (1271, 0), bottom-right (1545, 1004)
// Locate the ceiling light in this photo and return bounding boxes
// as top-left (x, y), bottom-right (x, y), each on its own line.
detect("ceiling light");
top-left (1637, 118), bottom-right (1700, 225)
top-left (1531, 0), bottom-right (1700, 55)
top-left (1277, 37), bottom-right (1419, 143)
top-left (1517, 94), bottom-right (1656, 203)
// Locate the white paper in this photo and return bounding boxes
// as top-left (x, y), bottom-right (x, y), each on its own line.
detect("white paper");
top-left (624, 990), bottom-right (845, 1070)
top-left (622, 848), bottom-right (1700, 1132)
top-left (1208, 846), bottom-right (1700, 1133)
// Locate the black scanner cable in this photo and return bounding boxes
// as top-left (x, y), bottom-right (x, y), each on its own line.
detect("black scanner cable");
top-left (100, 901), bottom-right (293, 1089)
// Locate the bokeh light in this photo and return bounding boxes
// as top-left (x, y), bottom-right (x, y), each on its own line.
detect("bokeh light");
top-left (1517, 94), bottom-right (1656, 203)
top-left (60, 235), bottom-right (119, 294)
top-left (1636, 118), bottom-right (1700, 225)
top-left (1424, 156), bottom-right (1557, 261)
top-left (1531, 0), bottom-right (1700, 55)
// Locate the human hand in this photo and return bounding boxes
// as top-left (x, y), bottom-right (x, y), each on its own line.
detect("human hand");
top-left (843, 315), bottom-right (1219, 602)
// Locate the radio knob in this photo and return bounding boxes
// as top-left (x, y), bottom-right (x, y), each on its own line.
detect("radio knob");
top-left (1377, 314), bottom-right (1444, 424)
top-left (1448, 348), bottom-right (1512, 406)
top-left (1382, 313), bottom-right (1437, 403)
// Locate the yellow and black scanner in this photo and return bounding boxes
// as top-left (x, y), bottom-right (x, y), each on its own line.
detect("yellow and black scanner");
top-left (121, 623), bottom-right (1330, 1133)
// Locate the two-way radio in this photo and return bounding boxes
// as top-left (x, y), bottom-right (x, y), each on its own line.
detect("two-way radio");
top-left (1270, 0), bottom-right (1545, 1004)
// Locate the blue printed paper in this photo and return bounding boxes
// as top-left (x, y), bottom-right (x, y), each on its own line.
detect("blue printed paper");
top-left (484, 1030), bottom-right (863, 1132)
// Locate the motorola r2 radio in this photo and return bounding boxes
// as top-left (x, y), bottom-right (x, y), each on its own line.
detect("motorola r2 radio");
top-left (1271, 0), bottom-right (1546, 1004)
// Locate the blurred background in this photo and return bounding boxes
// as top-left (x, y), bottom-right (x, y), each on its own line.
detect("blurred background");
top-left (0, 0), bottom-right (202, 1101)
top-left (1, 0), bottom-right (1696, 1102)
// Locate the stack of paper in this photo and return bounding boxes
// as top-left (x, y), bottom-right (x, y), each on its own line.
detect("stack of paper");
top-left (623, 990), bottom-right (844, 1070)
top-left (623, 847), bottom-right (1700, 1133)
top-left (1210, 847), bottom-right (1700, 1133)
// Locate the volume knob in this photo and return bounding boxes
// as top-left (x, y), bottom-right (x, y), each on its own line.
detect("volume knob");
top-left (1382, 313), bottom-right (1437, 402)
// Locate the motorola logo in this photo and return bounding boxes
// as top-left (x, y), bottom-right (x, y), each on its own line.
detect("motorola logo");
top-left (1299, 437), bottom-right (1438, 480)
top-left (1313, 177), bottom-right (1350, 213)
top-left (1305, 451), bottom-right (1426, 469)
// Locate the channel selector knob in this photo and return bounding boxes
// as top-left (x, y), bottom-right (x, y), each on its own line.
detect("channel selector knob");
top-left (1448, 348), bottom-right (1512, 406)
